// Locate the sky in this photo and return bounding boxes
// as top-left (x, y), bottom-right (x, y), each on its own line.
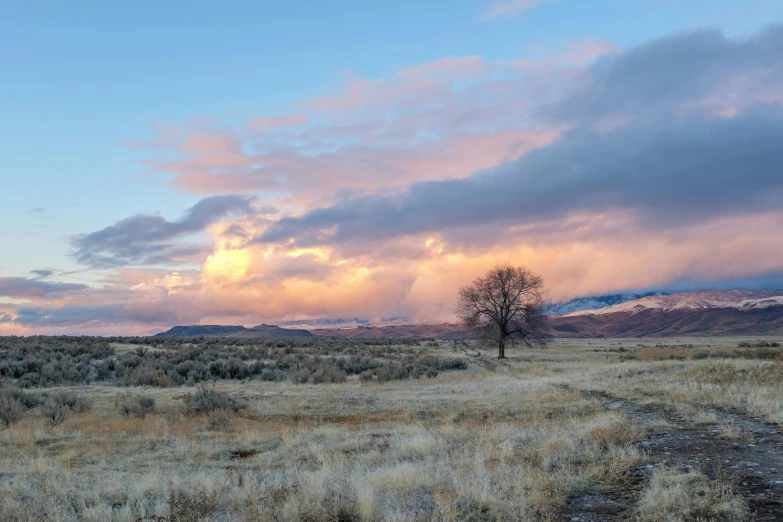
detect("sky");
top-left (1, 0), bottom-right (783, 335)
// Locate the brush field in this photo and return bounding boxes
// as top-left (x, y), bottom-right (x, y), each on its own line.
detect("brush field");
top-left (1, 336), bottom-right (782, 521)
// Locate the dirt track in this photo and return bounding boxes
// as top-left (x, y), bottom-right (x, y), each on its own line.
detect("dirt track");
top-left (560, 392), bottom-right (783, 521)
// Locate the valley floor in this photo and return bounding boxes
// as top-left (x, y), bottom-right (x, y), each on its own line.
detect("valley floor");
top-left (1, 337), bottom-right (782, 521)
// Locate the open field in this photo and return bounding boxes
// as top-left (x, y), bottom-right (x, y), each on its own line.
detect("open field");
top-left (1, 336), bottom-right (782, 521)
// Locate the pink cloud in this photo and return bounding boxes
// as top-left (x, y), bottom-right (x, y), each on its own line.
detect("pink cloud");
top-left (246, 113), bottom-right (308, 131)
top-left (481, 0), bottom-right (550, 20)
top-left (552, 39), bottom-right (619, 65)
top-left (132, 52), bottom-right (576, 201)
top-left (303, 56), bottom-right (490, 115)
top-left (8, 210), bottom-right (783, 335)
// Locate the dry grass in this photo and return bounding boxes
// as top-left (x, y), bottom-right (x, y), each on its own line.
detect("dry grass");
top-left (718, 422), bottom-right (755, 443)
top-left (568, 337), bottom-right (783, 426)
top-left (0, 336), bottom-right (779, 521)
top-left (635, 466), bottom-right (748, 521)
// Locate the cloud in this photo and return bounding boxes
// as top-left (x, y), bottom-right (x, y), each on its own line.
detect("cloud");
top-left (71, 195), bottom-right (255, 268)
top-left (0, 277), bottom-right (88, 299)
top-left (4, 270), bottom-right (213, 332)
top-left (6, 213), bottom-right (783, 334)
top-left (545, 25), bottom-right (783, 123)
top-left (9, 24), bottom-right (783, 335)
top-left (246, 113), bottom-right (308, 131)
top-left (257, 107), bottom-right (783, 246)
top-left (30, 269), bottom-right (55, 279)
top-left (130, 54), bottom-right (572, 200)
top-left (12, 303), bottom-right (184, 328)
top-left (130, 27), bottom-right (783, 207)
top-left (0, 314), bottom-right (11, 324)
top-left (481, 0), bottom-right (550, 20)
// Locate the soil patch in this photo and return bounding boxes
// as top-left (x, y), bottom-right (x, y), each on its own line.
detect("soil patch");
top-left (560, 392), bottom-right (783, 521)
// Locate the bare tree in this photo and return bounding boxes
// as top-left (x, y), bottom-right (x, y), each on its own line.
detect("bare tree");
top-left (456, 263), bottom-right (550, 358)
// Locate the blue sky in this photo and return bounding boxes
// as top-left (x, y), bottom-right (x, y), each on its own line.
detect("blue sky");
top-left (1, 0), bottom-right (783, 333)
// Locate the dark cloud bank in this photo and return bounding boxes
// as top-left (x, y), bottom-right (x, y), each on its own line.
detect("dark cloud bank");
top-left (259, 107), bottom-right (783, 245)
top-left (71, 195), bottom-right (254, 268)
top-left (547, 24), bottom-right (783, 122)
top-left (255, 26), bottom-right (783, 247)
top-left (0, 277), bottom-right (87, 299)
top-left (12, 303), bottom-right (186, 328)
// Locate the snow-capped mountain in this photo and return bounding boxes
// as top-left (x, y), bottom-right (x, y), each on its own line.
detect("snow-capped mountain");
top-left (564, 289), bottom-right (783, 317)
top-left (546, 292), bottom-right (666, 315)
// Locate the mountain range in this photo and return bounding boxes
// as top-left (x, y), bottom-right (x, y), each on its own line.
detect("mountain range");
top-left (154, 289), bottom-right (783, 339)
top-left (544, 292), bottom-right (667, 315)
top-left (561, 289), bottom-right (783, 316)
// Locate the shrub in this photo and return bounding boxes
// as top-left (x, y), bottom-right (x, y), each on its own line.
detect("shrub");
top-left (42, 399), bottom-right (69, 426)
top-left (115, 391), bottom-right (156, 418)
top-left (0, 390), bottom-right (24, 427)
top-left (735, 348), bottom-right (783, 360)
top-left (0, 336), bottom-right (469, 387)
top-left (10, 388), bottom-right (44, 409)
top-left (183, 383), bottom-right (246, 414)
top-left (738, 340), bottom-right (781, 348)
top-left (376, 363), bottom-right (410, 383)
top-left (310, 363), bottom-right (347, 384)
top-left (291, 367), bottom-right (311, 384)
top-left (257, 368), bottom-right (286, 382)
top-left (49, 391), bottom-right (91, 412)
top-left (654, 354), bottom-right (686, 361)
top-left (124, 366), bottom-right (176, 388)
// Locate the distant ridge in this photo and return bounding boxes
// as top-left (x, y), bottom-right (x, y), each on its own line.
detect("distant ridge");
top-left (231, 324), bottom-right (314, 339)
top-left (153, 290), bottom-right (783, 339)
top-left (154, 325), bottom-right (248, 338)
top-left (154, 324), bottom-right (313, 338)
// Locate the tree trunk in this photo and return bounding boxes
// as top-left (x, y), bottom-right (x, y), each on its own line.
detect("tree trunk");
top-left (497, 337), bottom-right (506, 359)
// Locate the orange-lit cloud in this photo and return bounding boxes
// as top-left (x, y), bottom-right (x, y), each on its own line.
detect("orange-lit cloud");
top-left (5, 209), bottom-right (783, 336)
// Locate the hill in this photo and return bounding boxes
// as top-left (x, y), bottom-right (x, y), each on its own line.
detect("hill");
top-left (154, 324), bottom-right (313, 339)
top-left (230, 324), bottom-right (314, 339)
top-left (154, 325), bottom-right (248, 338)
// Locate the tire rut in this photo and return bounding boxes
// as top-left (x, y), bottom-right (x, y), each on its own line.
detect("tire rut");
top-left (559, 391), bottom-right (783, 521)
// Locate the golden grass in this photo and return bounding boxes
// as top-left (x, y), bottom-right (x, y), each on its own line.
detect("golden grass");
top-left (0, 336), bottom-right (779, 521)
